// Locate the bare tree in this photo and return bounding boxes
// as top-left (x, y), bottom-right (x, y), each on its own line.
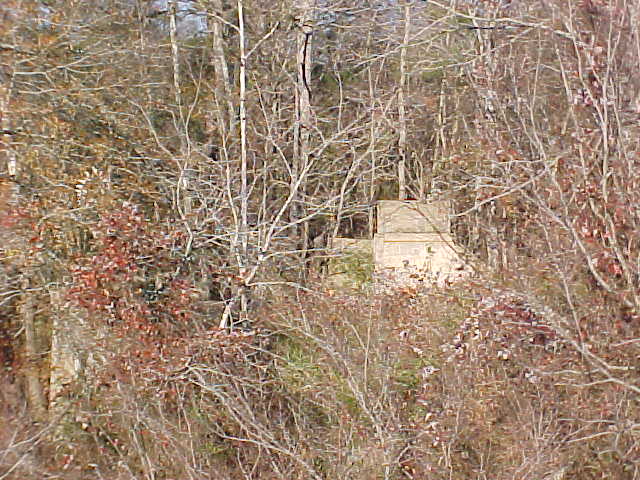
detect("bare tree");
top-left (397, 0), bottom-right (412, 201)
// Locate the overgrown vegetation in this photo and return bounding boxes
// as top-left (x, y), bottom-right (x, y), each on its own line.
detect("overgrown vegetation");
top-left (1, 0), bottom-right (640, 478)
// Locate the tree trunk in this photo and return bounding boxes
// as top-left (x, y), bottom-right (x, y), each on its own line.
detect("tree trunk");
top-left (291, 0), bottom-right (315, 278)
top-left (0, 29), bottom-right (16, 176)
top-left (21, 273), bottom-right (47, 421)
top-left (169, 0), bottom-right (193, 218)
top-left (209, 0), bottom-right (234, 139)
top-left (1, 23), bottom-right (46, 420)
top-left (237, 0), bottom-right (249, 325)
top-left (220, 0), bottom-right (250, 329)
top-left (397, 0), bottom-right (412, 201)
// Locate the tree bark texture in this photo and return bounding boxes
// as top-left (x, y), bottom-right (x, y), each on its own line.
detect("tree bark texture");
top-left (397, 0), bottom-right (412, 201)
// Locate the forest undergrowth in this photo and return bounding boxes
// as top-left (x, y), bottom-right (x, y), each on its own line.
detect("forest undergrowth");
top-left (2, 273), bottom-right (639, 479)
top-left (2, 0), bottom-right (640, 478)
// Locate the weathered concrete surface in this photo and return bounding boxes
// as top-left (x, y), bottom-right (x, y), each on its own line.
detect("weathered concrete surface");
top-left (377, 200), bottom-right (450, 234)
top-left (330, 199), bottom-right (468, 288)
top-left (374, 233), bottom-right (462, 272)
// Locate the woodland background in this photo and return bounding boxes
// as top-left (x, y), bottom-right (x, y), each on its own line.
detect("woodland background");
top-left (1, 0), bottom-right (640, 478)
